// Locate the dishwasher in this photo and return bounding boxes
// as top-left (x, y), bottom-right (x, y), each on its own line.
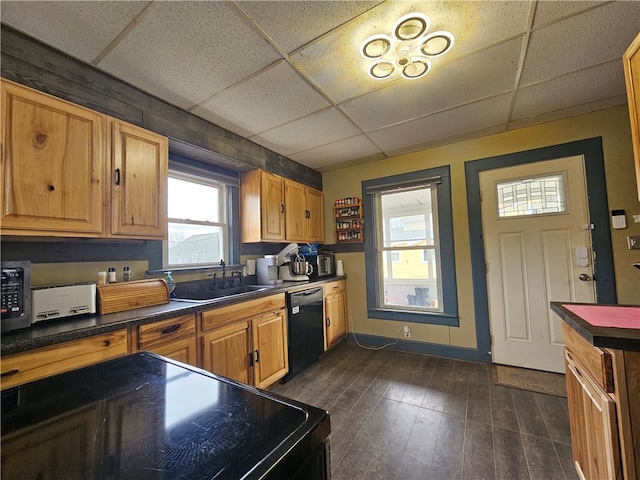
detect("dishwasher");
top-left (285, 287), bottom-right (324, 382)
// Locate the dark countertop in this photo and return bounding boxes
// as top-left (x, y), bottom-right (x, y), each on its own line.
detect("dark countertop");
top-left (1, 276), bottom-right (345, 356)
top-left (551, 302), bottom-right (640, 352)
top-left (1, 352), bottom-right (331, 479)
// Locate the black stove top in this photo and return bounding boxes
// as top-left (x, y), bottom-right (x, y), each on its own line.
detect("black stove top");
top-left (1, 352), bottom-right (329, 479)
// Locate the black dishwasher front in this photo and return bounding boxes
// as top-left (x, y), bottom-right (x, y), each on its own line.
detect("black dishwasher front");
top-left (285, 287), bottom-right (324, 382)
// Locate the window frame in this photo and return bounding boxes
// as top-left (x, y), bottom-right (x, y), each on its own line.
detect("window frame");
top-left (362, 165), bottom-right (459, 326)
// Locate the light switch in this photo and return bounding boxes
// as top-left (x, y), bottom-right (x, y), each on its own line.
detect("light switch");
top-left (627, 235), bottom-right (640, 250)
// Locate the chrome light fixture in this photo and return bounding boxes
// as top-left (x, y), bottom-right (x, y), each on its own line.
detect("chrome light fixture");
top-left (360, 12), bottom-right (454, 80)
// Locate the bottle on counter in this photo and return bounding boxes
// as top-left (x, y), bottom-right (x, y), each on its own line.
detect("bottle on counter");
top-left (107, 267), bottom-right (117, 283)
top-left (165, 272), bottom-right (176, 296)
top-left (97, 271), bottom-right (107, 285)
top-left (123, 266), bottom-right (132, 282)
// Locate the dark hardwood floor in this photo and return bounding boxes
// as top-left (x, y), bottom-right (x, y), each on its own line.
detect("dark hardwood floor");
top-left (272, 341), bottom-right (578, 480)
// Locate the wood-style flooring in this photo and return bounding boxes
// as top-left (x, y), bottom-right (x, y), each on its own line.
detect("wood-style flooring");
top-left (272, 340), bottom-right (578, 480)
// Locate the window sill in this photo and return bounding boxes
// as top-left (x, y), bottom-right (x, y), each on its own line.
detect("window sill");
top-left (367, 308), bottom-right (459, 327)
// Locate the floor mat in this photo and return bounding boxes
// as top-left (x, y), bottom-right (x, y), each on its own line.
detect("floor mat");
top-left (492, 364), bottom-right (567, 397)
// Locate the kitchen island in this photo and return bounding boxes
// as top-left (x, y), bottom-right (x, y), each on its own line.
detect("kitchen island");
top-left (1, 352), bottom-right (331, 479)
top-left (551, 302), bottom-right (640, 480)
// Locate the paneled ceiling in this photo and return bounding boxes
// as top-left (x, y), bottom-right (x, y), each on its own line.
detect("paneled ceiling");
top-left (2, 1), bottom-right (638, 172)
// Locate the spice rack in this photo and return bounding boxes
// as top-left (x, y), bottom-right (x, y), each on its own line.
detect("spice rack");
top-left (335, 197), bottom-right (363, 243)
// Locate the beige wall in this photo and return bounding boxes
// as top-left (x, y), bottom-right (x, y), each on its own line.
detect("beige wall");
top-left (323, 105), bottom-right (640, 350)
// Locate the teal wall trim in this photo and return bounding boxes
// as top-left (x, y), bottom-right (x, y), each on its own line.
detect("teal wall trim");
top-left (344, 333), bottom-right (491, 363)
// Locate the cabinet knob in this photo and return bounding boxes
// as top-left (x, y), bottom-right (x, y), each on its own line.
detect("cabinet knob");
top-left (255, 349), bottom-right (260, 363)
top-left (103, 340), bottom-right (111, 347)
top-left (1, 369), bottom-right (19, 378)
top-left (161, 324), bottom-right (181, 334)
top-left (47, 184), bottom-right (55, 191)
top-left (326, 317), bottom-right (331, 326)
top-left (114, 168), bottom-right (121, 186)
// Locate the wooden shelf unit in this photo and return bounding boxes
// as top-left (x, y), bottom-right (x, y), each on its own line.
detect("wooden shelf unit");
top-left (335, 198), bottom-right (363, 244)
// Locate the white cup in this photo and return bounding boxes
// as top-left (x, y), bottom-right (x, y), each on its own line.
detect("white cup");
top-left (336, 260), bottom-right (344, 276)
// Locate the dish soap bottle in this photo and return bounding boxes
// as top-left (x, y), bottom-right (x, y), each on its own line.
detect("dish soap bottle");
top-left (165, 272), bottom-right (176, 297)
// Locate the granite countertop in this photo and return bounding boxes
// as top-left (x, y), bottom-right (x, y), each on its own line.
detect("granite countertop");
top-left (1, 352), bottom-right (331, 479)
top-left (551, 302), bottom-right (640, 352)
top-left (1, 276), bottom-right (345, 357)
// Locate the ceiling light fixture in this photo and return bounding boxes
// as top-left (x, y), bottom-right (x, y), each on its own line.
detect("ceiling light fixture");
top-left (360, 12), bottom-right (454, 80)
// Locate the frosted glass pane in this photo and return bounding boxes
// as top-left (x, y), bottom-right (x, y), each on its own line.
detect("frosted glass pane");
top-left (497, 174), bottom-right (565, 217)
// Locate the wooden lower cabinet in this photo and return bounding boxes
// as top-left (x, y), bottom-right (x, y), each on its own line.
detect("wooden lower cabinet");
top-left (565, 349), bottom-right (621, 480)
top-left (0, 329), bottom-right (128, 390)
top-left (561, 321), bottom-right (640, 480)
top-left (324, 279), bottom-right (347, 350)
top-left (134, 314), bottom-right (197, 365)
top-left (200, 293), bottom-right (288, 388)
top-left (202, 321), bottom-right (251, 385)
top-left (252, 310), bottom-right (289, 389)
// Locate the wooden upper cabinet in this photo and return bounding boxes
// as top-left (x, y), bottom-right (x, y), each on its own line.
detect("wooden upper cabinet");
top-left (623, 32), bottom-right (640, 201)
top-left (285, 180), bottom-right (324, 243)
top-left (110, 119), bottom-right (168, 239)
top-left (305, 186), bottom-right (324, 243)
top-left (240, 169), bottom-right (285, 242)
top-left (284, 179), bottom-right (307, 242)
top-left (0, 80), bottom-right (169, 240)
top-left (1, 79), bottom-right (106, 236)
top-left (241, 169), bottom-right (323, 243)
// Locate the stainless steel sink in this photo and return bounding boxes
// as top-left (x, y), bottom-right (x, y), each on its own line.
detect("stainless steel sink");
top-left (171, 284), bottom-right (275, 303)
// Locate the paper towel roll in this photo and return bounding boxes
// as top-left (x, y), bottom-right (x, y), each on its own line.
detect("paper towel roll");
top-left (336, 259), bottom-right (344, 276)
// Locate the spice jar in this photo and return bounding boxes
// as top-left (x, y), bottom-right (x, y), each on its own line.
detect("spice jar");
top-left (123, 266), bottom-right (132, 282)
top-left (107, 267), bottom-right (117, 283)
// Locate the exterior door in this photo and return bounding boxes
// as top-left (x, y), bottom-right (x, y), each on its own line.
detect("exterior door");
top-left (480, 155), bottom-right (595, 373)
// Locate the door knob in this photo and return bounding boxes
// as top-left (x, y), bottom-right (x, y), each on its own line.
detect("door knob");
top-left (578, 273), bottom-right (591, 281)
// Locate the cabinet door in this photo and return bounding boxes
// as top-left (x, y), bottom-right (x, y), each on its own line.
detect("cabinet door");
top-left (306, 187), bottom-right (325, 243)
top-left (1, 79), bottom-right (106, 236)
top-left (252, 310), bottom-right (289, 389)
top-left (261, 172), bottom-right (285, 240)
top-left (565, 350), bottom-right (621, 480)
top-left (110, 119), bottom-right (168, 239)
top-left (202, 321), bottom-right (252, 385)
top-left (146, 337), bottom-right (198, 365)
top-left (324, 281), bottom-right (347, 349)
top-left (284, 179), bottom-right (306, 242)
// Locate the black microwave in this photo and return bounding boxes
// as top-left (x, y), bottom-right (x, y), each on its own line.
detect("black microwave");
top-left (1, 261), bottom-right (32, 332)
top-left (304, 253), bottom-right (335, 278)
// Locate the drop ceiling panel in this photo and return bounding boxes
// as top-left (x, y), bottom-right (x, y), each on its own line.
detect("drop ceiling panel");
top-left (520, 1), bottom-right (640, 86)
top-left (97, 1), bottom-right (282, 109)
top-left (531, 1), bottom-right (607, 28)
top-left (290, 134), bottom-right (383, 170)
top-left (512, 60), bottom-right (626, 121)
top-left (250, 107), bottom-right (361, 156)
top-left (238, 1), bottom-right (382, 53)
top-left (340, 37), bottom-right (522, 132)
top-left (368, 93), bottom-right (512, 152)
top-left (192, 60), bottom-right (331, 138)
top-left (0, 1), bottom-right (147, 62)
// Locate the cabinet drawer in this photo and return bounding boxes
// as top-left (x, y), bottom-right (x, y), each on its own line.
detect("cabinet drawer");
top-left (138, 314), bottom-right (196, 350)
top-left (324, 279), bottom-right (346, 294)
top-left (1, 330), bottom-right (128, 390)
top-left (201, 294), bottom-right (285, 332)
top-left (562, 321), bottom-right (614, 392)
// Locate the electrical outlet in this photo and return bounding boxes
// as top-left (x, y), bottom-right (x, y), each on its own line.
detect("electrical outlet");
top-left (403, 325), bottom-right (410, 337)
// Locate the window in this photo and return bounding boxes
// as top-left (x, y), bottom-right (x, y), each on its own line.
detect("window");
top-left (166, 172), bottom-right (227, 267)
top-left (161, 154), bottom-right (240, 270)
top-left (363, 165), bottom-right (458, 326)
top-left (496, 173), bottom-right (566, 217)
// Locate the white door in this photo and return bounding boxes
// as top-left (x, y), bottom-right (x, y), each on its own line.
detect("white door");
top-left (480, 155), bottom-right (596, 373)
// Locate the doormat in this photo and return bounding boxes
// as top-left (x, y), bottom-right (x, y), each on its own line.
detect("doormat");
top-left (492, 364), bottom-right (567, 397)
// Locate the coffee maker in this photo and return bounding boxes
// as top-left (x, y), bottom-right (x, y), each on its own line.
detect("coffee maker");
top-left (277, 243), bottom-right (313, 281)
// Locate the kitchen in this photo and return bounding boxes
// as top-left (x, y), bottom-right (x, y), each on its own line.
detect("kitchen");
top-left (2, 1), bottom-right (640, 479)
